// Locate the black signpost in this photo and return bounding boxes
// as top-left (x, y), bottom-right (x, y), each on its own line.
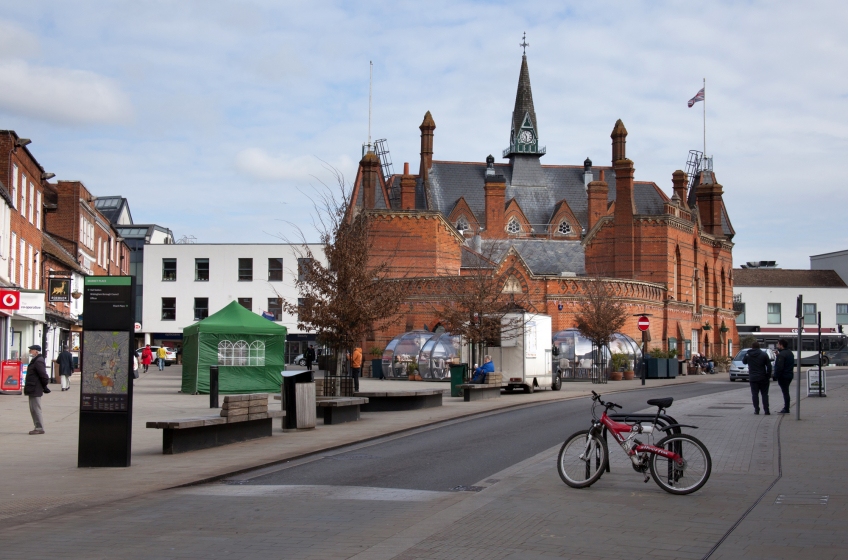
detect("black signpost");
top-left (78, 276), bottom-right (135, 468)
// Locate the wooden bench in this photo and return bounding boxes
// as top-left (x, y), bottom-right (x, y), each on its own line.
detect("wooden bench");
top-left (146, 394), bottom-right (283, 454)
top-left (356, 389), bottom-right (444, 412)
top-left (273, 394), bottom-right (369, 425)
top-left (457, 383), bottom-right (503, 402)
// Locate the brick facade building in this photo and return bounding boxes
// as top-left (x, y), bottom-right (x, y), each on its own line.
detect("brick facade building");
top-left (350, 53), bottom-right (738, 359)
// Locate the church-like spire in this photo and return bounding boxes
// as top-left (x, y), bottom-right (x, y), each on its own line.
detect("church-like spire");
top-left (504, 36), bottom-right (545, 158)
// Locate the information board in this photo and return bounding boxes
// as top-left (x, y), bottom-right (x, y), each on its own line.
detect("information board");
top-left (806, 368), bottom-right (827, 396)
top-left (83, 277), bottom-right (133, 330)
top-left (80, 331), bottom-right (131, 411)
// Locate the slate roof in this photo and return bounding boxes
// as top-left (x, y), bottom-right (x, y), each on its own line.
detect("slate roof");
top-left (510, 55), bottom-right (539, 141)
top-left (355, 174), bottom-right (389, 210)
top-left (472, 239), bottom-right (585, 276)
top-left (734, 269), bottom-right (847, 288)
top-left (42, 233), bottom-right (85, 273)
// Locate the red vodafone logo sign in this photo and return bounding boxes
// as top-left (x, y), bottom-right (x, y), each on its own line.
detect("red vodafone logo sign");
top-left (637, 316), bottom-right (650, 331)
top-left (0, 290), bottom-right (20, 310)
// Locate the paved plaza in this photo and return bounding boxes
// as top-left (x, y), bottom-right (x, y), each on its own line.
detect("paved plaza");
top-left (0, 367), bottom-right (845, 559)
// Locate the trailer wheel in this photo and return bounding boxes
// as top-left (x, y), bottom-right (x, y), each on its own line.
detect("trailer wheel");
top-left (552, 372), bottom-right (562, 391)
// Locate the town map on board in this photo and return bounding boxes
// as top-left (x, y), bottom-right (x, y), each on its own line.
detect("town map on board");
top-left (81, 331), bottom-right (130, 411)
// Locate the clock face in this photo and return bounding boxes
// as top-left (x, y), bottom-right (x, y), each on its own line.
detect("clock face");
top-left (519, 130), bottom-right (534, 144)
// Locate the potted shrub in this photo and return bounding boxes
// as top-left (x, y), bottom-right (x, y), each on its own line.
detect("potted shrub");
top-left (712, 354), bottom-right (731, 373)
top-left (369, 346), bottom-right (383, 379)
top-left (609, 353), bottom-right (627, 381)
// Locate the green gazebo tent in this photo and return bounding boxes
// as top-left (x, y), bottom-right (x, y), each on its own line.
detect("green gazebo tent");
top-left (181, 301), bottom-right (287, 394)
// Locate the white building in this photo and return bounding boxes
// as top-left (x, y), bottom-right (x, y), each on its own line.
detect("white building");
top-left (141, 243), bottom-right (324, 361)
top-left (811, 249), bottom-right (848, 286)
top-left (733, 268), bottom-right (848, 355)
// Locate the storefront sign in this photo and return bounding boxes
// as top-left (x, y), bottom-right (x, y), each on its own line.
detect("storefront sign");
top-left (0, 290), bottom-right (20, 310)
top-left (15, 292), bottom-right (45, 321)
top-left (48, 278), bottom-right (71, 302)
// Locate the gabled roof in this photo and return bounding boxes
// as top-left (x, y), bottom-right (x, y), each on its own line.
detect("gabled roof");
top-left (475, 239), bottom-right (585, 276)
top-left (734, 269), bottom-right (847, 288)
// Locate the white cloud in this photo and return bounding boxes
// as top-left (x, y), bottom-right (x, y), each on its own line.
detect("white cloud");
top-left (0, 60), bottom-right (132, 125)
top-left (0, 20), bottom-right (39, 59)
top-left (235, 148), bottom-right (355, 184)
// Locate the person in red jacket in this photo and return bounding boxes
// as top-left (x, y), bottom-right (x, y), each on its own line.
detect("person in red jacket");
top-left (141, 345), bottom-right (153, 373)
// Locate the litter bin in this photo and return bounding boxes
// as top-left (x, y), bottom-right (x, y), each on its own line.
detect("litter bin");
top-left (282, 370), bottom-right (316, 431)
top-left (450, 363), bottom-right (468, 397)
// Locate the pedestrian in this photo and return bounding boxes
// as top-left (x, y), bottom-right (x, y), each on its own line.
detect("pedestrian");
top-left (305, 344), bottom-right (315, 371)
top-left (743, 341), bottom-right (773, 415)
top-left (141, 345), bottom-right (153, 373)
top-left (132, 353), bottom-right (140, 380)
top-left (773, 338), bottom-right (795, 414)
top-left (54, 345), bottom-right (74, 391)
top-left (350, 346), bottom-right (362, 392)
top-left (471, 355), bottom-right (494, 384)
top-left (157, 346), bottom-right (167, 371)
top-left (24, 344), bottom-right (50, 435)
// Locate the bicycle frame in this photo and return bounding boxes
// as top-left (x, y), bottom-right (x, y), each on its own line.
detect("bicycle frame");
top-left (595, 411), bottom-right (683, 464)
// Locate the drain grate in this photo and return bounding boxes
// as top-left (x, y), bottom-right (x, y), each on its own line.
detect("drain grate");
top-left (450, 485), bottom-right (485, 492)
top-left (774, 494), bottom-right (828, 505)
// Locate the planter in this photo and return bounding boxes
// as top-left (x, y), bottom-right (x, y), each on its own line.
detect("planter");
top-left (623, 370), bottom-right (635, 381)
top-left (609, 371), bottom-right (623, 381)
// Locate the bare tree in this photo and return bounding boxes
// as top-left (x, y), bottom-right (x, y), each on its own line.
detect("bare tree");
top-left (574, 277), bottom-right (628, 374)
top-left (280, 167), bottom-right (407, 377)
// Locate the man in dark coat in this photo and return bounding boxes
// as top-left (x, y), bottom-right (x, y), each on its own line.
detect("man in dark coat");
top-left (305, 345), bottom-right (315, 371)
top-left (55, 346), bottom-right (74, 391)
top-left (743, 341), bottom-right (773, 415)
top-left (23, 344), bottom-right (50, 435)
top-left (773, 338), bottom-right (795, 414)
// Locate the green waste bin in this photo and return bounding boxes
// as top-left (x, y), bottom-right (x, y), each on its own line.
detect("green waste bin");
top-left (450, 363), bottom-right (468, 397)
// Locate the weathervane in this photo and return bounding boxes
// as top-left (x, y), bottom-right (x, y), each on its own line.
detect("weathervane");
top-left (520, 32), bottom-right (528, 55)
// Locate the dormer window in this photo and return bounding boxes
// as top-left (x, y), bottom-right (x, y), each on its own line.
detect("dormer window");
top-left (557, 220), bottom-right (572, 235)
top-left (506, 218), bottom-right (521, 234)
top-left (456, 216), bottom-right (470, 233)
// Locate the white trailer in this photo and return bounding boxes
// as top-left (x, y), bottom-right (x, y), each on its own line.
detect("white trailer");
top-left (490, 312), bottom-right (554, 393)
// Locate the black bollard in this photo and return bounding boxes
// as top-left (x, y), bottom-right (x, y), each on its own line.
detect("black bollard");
top-left (210, 366), bottom-right (219, 408)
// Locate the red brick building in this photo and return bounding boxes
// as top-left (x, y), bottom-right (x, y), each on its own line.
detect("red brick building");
top-left (351, 53), bottom-right (738, 359)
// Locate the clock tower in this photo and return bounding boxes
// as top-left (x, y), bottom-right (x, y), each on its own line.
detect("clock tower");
top-left (503, 50), bottom-right (545, 159)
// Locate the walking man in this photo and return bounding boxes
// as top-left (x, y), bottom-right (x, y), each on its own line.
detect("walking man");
top-left (743, 341), bottom-right (773, 415)
top-left (350, 346), bottom-right (362, 392)
top-left (774, 338), bottom-right (795, 414)
top-left (24, 345), bottom-right (50, 435)
top-left (157, 346), bottom-right (167, 371)
top-left (305, 345), bottom-right (315, 371)
top-left (55, 345), bottom-right (74, 391)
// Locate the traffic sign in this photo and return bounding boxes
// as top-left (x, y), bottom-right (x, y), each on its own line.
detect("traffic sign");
top-left (637, 316), bottom-right (650, 331)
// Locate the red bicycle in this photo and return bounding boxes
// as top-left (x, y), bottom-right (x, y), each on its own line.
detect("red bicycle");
top-left (557, 391), bottom-right (712, 495)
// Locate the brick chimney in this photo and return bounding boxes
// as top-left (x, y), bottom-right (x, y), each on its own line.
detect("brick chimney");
top-left (586, 169), bottom-right (608, 231)
top-left (672, 170), bottom-right (688, 209)
top-left (696, 170), bottom-right (725, 236)
top-left (483, 154), bottom-right (506, 239)
top-left (419, 111), bottom-right (435, 181)
top-left (360, 150), bottom-right (380, 209)
top-left (611, 120), bottom-right (636, 278)
top-left (400, 162), bottom-right (416, 210)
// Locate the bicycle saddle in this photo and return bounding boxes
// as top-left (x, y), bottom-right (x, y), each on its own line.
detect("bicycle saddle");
top-left (647, 397), bottom-right (673, 409)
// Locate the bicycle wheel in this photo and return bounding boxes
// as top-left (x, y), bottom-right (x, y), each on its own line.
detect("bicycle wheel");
top-left (557, 429), bottom-right (608, 488)
top-left (649, 433), bottom-right (712, 495)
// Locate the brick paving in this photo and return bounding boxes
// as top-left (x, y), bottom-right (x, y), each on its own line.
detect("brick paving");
top-left (0, 370), bottom-right (845, 559)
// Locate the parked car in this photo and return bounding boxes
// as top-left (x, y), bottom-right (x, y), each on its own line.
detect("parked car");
top-left (292, 349), bottom-right (324, 366)
top-left (729, 348), bottom-right (776, 382)
top-left (136, 346), bottom-right (177, 366)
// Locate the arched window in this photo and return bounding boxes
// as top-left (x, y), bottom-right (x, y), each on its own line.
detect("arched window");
top-left (455, 216), bottom-right (470, 233)
top-left (249, 341), bottom-right (266, 366)
top-left (557, 220), bottom-right (572, 235)
top-left (506, 218), bottom-right (521, 234)
top-left (218, 340), bottom-right (264, 366)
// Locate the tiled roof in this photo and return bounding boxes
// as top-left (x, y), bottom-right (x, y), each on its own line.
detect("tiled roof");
top-left (480, 239), bottom-right (585, 276)
top-left (42, 233), bottom-right (85, 273)
top-left (734, 269), bottom-right (847, 288)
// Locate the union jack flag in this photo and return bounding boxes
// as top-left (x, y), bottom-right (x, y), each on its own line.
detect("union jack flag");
top-left (688, 87), bottom-right (705, 108)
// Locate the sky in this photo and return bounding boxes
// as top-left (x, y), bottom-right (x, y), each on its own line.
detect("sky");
top-left (0, 1), bottom-right (845, 269)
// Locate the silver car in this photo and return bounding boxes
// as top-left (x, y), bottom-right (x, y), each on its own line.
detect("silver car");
top-left (729, 348), bottom-right (776, 382)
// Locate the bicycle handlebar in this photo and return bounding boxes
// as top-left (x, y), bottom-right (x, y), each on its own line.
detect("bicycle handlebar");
top-left (591, 391), bottom-right (621, 409)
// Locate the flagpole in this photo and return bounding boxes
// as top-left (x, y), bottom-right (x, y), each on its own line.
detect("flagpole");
top-left (703, 78), bottom-right (706, 164)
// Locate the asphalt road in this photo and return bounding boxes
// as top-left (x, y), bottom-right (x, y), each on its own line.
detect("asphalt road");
top-left (242, 381), bottom-right (746, 491)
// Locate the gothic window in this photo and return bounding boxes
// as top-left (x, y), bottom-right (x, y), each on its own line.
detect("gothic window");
top-left (455, 216), bottom-right (469, 233)
top-left (557, 220), bottom-right (572, 235)
top-left (506, 218), bottom-right (521, 234)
